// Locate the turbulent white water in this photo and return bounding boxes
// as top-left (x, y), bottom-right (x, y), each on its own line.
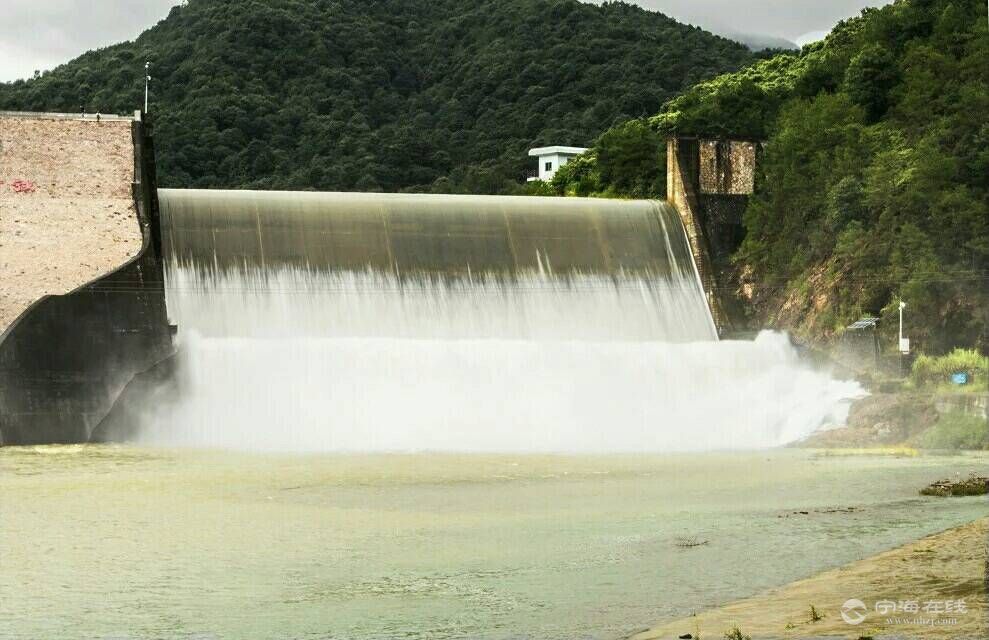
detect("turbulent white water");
top-left (134, 267), bottom-right (863, 453)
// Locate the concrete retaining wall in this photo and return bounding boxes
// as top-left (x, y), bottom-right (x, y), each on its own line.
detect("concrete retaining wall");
top-left (667, 137), bottom-right (757, 334)
top-left (936, 393), bottom-right (988, 420)
top-left (0, 114), bottom-right (173, 445)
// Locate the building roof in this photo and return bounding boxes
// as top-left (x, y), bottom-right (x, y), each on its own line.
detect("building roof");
top-left (847, 317), bottom-right (880, 330)
top-left (528, 146), bottom-right (589, 157)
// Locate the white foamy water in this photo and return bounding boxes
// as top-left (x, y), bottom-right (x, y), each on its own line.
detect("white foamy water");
top-left (163, 268), bottom-right (718, 342)
top-left (133, 268), bottom-right (863, 453)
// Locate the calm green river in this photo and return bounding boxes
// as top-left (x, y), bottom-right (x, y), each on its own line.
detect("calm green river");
top-left (1, 447), bottom-right (986, 639)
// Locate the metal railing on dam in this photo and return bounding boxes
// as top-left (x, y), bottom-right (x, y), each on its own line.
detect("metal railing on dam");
top-left (0, 110), bottom-right (136, 122)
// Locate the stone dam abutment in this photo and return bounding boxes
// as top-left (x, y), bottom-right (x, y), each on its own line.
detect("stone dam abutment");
top-left (0, 113), bottom-right (172, 445)
top-left (667, 137), bottom-right (759, 333)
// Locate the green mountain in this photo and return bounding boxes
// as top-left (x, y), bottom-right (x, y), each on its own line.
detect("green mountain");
top-left (551, 0), bottom-right (988, 353)
top-left (0, 0), bottom-right (751, 193)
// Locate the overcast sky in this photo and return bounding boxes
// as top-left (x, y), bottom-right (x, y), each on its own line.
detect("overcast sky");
top-left (0, 0), bottom-right (890, 83)
top-left (631, 0), bottom-right (889, 44)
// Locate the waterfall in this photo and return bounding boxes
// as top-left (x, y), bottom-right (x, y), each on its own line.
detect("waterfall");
top-left (129, 190), bottom-right (862, 452)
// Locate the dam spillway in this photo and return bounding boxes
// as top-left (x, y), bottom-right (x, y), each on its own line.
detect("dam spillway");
top-left (158, 189), bottom-right (717, 342)
top-left (121, 189), bottom-right (861, 452)
top-left (159, 189), bottom-right (708, 280)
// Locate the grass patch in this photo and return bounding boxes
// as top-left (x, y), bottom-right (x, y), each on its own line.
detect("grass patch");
top-left (912, 412), bottom-right (989, 450)
top-left (814, 447), bottom-right (919, 457)
top-left (911, 349), bottom-right (987, 389)
top-left (723, 627), bottom-right (751, 640)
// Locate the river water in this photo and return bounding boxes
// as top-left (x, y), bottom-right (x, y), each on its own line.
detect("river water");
top-left (2, 447), bottom-right (986, 639)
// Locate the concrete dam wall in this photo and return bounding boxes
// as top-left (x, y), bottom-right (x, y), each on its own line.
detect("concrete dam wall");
top-left (0, 113), bottom-right (144, 331)
top-left (667, 137), bottom-right (758, 333)
top-left (0, 114), bottom-right (173, 445)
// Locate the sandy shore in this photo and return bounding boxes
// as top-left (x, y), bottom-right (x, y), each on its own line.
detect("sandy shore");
top-left (634, 517), bottom-right (987, 639)
top-left (0, 115), bottom-right (142, 332)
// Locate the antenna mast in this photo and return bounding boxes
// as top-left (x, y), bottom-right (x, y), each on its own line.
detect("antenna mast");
top-left (144, 62), bottom-right (152, 114)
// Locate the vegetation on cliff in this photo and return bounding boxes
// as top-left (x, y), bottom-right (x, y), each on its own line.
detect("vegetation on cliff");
top-left (0, 0), bottom-right (751, 194)
top-left (911, 348), bottom-right (987, 388)
top-left (552, 0), bottom-right (989, 353)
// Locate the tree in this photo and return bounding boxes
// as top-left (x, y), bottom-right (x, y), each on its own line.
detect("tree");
top-left (844, 44), bottom-right (899, 122)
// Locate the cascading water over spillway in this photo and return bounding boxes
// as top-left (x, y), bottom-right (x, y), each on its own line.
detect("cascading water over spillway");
top-left (128, 189), bottom-right (861, 452)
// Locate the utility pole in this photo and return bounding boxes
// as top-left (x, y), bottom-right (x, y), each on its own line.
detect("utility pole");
top-left (144, 62), bottom-right (152, 114)
top-left (898, 300), bottom-right (909, 354)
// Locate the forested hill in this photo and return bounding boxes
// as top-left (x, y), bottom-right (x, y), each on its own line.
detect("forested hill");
top-left (0, 0), bottom-right (751, 192)
top-left (552, 0), bottom-right (988, 353)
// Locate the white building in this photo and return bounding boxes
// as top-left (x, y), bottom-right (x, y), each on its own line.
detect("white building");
top-left (528, 146), bottom-right (588, 182)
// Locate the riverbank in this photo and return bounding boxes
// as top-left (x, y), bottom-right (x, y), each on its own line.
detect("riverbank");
top-left (633, 517), bottom-right (988, 640)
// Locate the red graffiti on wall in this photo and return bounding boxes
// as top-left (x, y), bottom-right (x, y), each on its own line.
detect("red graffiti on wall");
top-left (11, 179), bottom-right (37, 193)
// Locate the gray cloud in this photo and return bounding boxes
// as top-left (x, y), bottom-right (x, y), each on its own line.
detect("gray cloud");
top-left (1, 1), bottom-right (891, 83)
top-left (0, 1), bottom-right (178, 82)
top-left (607, 1), bottom-right (890, 44)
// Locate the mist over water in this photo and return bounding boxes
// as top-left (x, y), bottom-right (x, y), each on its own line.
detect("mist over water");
top-left (134, 266), bottom-right (863, 453)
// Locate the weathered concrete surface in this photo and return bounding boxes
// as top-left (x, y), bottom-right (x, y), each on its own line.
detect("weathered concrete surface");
top-left (0, 115), bottom-right (172, 446)
top-left (936, 392), bottom-right (988, 420)
top-left (0, 114), bottom-right (144, 331)
top-left (698, 140), bottom-right (756, 195)
top-left (667, 137), bottom-right (756, 334)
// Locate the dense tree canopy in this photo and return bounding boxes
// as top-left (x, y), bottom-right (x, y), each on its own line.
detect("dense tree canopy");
top-left (0, 0), bottom-right (751, 193)
top-left (551, 0), bottom-right (988, 352)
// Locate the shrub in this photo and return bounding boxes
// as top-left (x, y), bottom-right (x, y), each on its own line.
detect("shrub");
top-left (522, 180), bottom-right (556, 197)
top-left (913, 412), bottom-right (989, 450)
top-left (550, 154), bottom-right (599, 197)
top-left (911, 349), bottom-right (988, 388)
top-left (595, 119), bottom-right (666, 198)
top-left (724, 627), bottom-right (751, 640)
